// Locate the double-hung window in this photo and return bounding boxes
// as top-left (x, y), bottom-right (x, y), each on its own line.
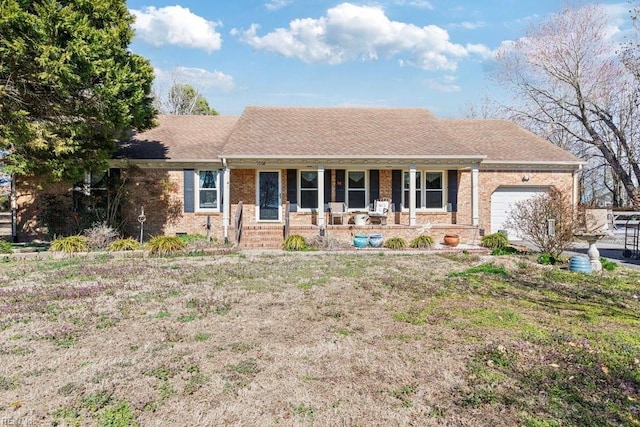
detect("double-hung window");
top-left (424, 171), bottom-right (443, 209)
top-left (403, 170), bottom-right (444, 210)
top-left (197, 170), bottom-right (219, 211)
top-left (299, 171), bottom-right (318, 209)
top-left (347, 171), bottom-right (366, 209)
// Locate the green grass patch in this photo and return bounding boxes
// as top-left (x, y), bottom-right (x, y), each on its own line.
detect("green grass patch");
top-left (99, 401), bottom-right (138, 427)
top-left (448, 262), bottom-right (509, 278)
top-left (194, 332), bottom-right (211, 342)
top-left (459, 307), bottom-right (523, 329)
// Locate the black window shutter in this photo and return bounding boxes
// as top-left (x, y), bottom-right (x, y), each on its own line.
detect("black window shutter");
top-left (324, 169), bottom-right (332, 211)
top-left (447, 169), bottom-right (458, 212)
top-left (391, 170), bottom-right (402, 211)
top-left (335, 169), bottom-right (346, 203)
top-left (369, 170), bottom-right (380, 205)
top-left (287, 169), bottom-right (298, 212)
top-left (184, 169), bottom-right (195, 213)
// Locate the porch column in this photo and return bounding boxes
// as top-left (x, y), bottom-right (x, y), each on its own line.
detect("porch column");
top-left (471, 164), bottom-right (479, 226)
top-left (222, 166), bottom-right (231, 243)
top-left (409, 165), bottom-right (417, 226)
top-left (317, 165), bottom-right (325, 227)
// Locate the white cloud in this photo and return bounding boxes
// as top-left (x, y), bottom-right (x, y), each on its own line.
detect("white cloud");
top-left (425, 75), bottom-right (460, 92)
top-left (265, 0), bottom-right (294, 11)
top-left (131, 6), bottom-right (222, 52)
top-left (154, 66), bottom-right (235, 93)
top-left (466, 43), bottom-right (493, 59)
top-left (233, 2), bottom-right (487, 71)
top-left (450, 21), bottom-right (485, 30)
top-left (394, 0), bottom-right (433, 9)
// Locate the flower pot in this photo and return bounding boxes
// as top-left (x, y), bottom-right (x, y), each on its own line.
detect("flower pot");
top-left (443, 234), bottom-right (460, 247)
top-left (569, 256), bottom-right (592, 274)
top-left (353, 234), bottom-right (369, 248)
top-left (369, 233), bottom-right (383, 248)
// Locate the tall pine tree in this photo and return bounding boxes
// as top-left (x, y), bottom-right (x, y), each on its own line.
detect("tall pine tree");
top-left (0, 0), bottom-right (156, 181)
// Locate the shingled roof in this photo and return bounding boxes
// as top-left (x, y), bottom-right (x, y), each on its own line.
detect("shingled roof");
top-left (442, 119), bottom-right (582, 164)
top-left (114, 107), bottom-right (582, 167)
top-left (115, 115), bottom-right (238, 161)
top-left (220, 106), bottom-right (483, 159)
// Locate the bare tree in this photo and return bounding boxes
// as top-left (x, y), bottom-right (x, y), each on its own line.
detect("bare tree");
top-left (152, 75), bottom-right (218, 116)
top-left (493, 4), bottom-right (640, 208)
top-left (504, 188), bottom-right (575, 259)
top-left (460, 93), bottom-right (503, 119)
top-left (166, 83), bottom-right (218, 115)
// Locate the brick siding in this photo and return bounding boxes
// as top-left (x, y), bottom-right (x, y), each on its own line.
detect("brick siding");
top-left (15, 166), bottom-right (575, 243)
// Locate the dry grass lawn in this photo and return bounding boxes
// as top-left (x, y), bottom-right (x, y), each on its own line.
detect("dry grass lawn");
top-left (0, 251), bottom-right (638, 426)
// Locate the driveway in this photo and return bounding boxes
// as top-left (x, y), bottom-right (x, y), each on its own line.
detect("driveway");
top-left (565, 234), bottom-right (640, 269)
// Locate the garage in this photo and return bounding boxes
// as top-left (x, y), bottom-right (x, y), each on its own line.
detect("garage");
top-left (490, 186), bottom-right (549, 239)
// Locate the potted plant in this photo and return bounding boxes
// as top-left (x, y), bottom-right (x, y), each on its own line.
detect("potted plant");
top-left (369, 233), bottom-right (384, 248)
top-left (353, 234), bottom-right (369, 248)
top-left (443, 233), bottom-right (460, 247)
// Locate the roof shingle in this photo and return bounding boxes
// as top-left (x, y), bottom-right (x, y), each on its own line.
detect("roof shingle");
top-left (442, 119), bottom-right (582, 163)
top-left (220, 106), bottom-right (482, 158)
top-left (115, 115), bottom-right (238, 161)
top-left (114, 108), bottom-right (582, 166)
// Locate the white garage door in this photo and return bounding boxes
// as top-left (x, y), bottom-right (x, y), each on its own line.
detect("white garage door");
top-left (490, 187), bottom-right (548, 239)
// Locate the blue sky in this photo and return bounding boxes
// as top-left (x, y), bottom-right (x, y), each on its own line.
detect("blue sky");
top-left (126, 1), bottom-right (634, 117)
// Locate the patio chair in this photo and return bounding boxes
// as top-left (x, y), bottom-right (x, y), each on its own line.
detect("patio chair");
top-left (368, 199), bottom-right (390, 225)
top-left (329, 202), bottom-right (348, 225)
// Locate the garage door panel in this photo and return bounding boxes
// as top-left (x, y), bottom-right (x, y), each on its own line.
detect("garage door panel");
top-left (491, 187), bottom-right (548, 239)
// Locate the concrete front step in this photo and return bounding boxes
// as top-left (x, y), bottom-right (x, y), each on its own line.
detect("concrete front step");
top-left (0, 213), bottom-right (11, 236)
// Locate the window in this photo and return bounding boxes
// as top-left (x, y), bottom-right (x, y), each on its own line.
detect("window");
top-left (197, 170), bottom-right (219, 210)
top-left (403, 171), bottom-right (422, 209)
top-left (347, 171), bottom-right (366, 209)
top-left (425, 172), bottom-right (443, 209)
top-left (299, 171), bottom-right (318, 209)
top-left (403, 170), bottom-right (444, 210)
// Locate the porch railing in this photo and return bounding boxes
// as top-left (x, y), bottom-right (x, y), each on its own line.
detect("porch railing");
top-left (234, 201), bottom-right (243, 247)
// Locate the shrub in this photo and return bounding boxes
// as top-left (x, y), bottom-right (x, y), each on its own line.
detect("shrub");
top-left (504, 188), bottom-right (574, 259)
top-left (283, 234), bottom-right (307, 251)
top-left (307, 235), bottom-right (344, 251)
top-left (600, 257), bottom-right (617, 271)
top-left (491, 246), bottom-right (520, 256)
top-left (83, 222), bottom-right (119, 250)
top-left (481, 232), bottom-right (509, 249)
top-left (0, 240), bottom-right (12, 254)
top-left (50, 236), bottom-right (90, 253)
top-left (146, 236), bottom-right (186, 256)
top-left (108, 238), bottom-right (142, 252)
top-left (410, 234), bottom-right (434, 249)
top-left (537, 252), bottom-right (556, 265)
top-left (384, 237), bottom-right (407, 250)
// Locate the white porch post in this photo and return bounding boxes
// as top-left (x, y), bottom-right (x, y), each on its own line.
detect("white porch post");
top-left (471, 163), bottom-right (479, 226)
top-left (222, 163), bottom-right (231, 243)
top-left (409, 165), bottom-right (417, 226)
top-left (317, 165), bottom-right (325, 227)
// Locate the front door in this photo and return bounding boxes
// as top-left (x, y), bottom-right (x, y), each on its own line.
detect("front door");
top-left (258, 171), bottom-right (281, 221)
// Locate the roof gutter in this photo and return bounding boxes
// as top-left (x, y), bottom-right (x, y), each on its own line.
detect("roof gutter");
top-left (481, 160), bottom-right (585, 166)
top-left (221, 154), bottom-right (487, 161)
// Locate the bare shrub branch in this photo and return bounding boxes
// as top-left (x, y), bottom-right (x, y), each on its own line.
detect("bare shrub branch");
top-left (504, 188), bottom-right (575, 258)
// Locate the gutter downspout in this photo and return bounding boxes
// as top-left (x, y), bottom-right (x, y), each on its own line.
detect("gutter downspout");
top-left (222, 158), bottom-right (231, 244)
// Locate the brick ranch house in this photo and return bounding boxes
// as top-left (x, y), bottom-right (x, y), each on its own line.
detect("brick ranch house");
top-left (15, 106), bottom-right (583, 248)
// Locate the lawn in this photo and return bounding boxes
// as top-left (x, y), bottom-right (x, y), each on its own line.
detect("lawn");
top-left (0, 252), bottom-right (638, 426)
